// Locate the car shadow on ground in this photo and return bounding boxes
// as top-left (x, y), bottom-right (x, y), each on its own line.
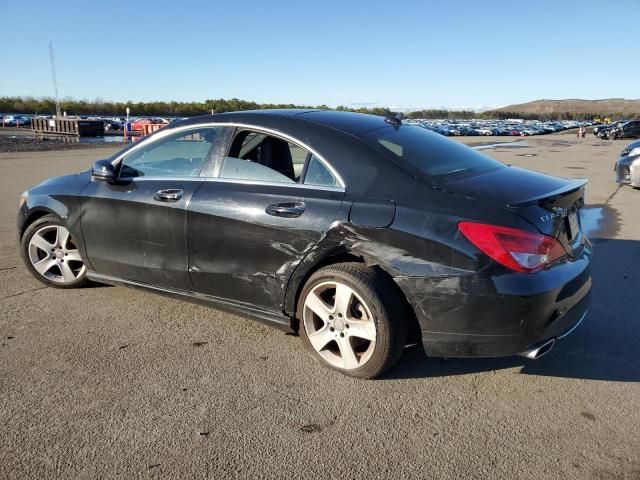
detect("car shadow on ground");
top-left (85, 281), bottom-right (112, 289)
top-left (384, 237), bottom-right (640, 382)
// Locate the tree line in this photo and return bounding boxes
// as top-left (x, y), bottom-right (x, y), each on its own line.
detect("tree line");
top-left (0, 96), bottom-right (636, 121)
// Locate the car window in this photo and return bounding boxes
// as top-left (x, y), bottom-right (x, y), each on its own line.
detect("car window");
top-left (304, 155), bottom-right (338, 187)
top-left (221, 156), bottom-right (296, 183)
top-left (119, 127), bottom-right (220, 178)
top-left (221, 130), bottom-right (309, 184)
top-left (366, 125), bottom-right (505, 180)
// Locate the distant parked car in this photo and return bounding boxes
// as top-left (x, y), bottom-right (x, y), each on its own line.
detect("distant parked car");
top-left (404, 118), bottom-right (582, 138)
top-left (614, 139), bottom-right (640, 187)
top-left (102, 119), bottom-right (123, 132)
top-left (608, 121), bottom-right (640, 140)
top-left (595, 120), bottom-right (625, 138)
top-left (131, 117), bottom-right (169, 131)
top-left (3, 115), bottom-right (31, 127)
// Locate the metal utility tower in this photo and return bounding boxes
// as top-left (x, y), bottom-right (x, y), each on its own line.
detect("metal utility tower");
top-left (49, 41), bottom-right (62, 118)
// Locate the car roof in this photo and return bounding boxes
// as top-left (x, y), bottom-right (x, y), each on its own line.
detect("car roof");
top-left (625, 139), bottom-right (640, 150)
top-left (295, 110), bottom-right (390, 136)
top-left (176, 109), bottom-right (390, 138)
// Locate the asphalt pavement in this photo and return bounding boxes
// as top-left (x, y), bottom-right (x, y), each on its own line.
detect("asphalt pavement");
top-left (1, 134), bottom-right (639, 479)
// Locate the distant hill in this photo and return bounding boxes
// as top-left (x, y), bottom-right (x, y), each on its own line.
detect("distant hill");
top-left (489, 99), bottom-right (640, 116)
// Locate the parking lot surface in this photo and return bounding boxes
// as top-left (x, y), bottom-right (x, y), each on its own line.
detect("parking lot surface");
top-left (1, 134), bottom-right (639, 479)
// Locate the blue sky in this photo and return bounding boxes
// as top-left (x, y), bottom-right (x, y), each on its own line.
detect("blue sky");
top-left (1, 0), bottom-right (637, 110)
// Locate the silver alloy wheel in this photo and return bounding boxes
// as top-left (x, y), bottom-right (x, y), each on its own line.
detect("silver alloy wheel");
top-left (27, 225), bottom-right (86, 284)
top-left (303, 281), bottom-right (377, 370)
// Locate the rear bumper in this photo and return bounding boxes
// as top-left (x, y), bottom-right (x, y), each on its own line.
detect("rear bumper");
top-left (420, 298), bottom-right (588, 358)
top-left (397, 245), bottom-right (592, 358)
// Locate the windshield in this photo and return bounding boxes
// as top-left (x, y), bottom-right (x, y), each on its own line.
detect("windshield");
top-left (366, 125), bottom-right (505, 181)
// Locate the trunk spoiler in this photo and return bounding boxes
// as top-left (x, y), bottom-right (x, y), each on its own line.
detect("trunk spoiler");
top-left (507, 179), bottom-right (588, 207)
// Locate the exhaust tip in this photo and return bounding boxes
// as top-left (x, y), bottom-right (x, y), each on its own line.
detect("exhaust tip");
top-left (517, 339), bottom-right (555, 360)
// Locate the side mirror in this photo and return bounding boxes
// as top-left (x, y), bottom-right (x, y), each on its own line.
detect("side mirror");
top-left (92, 159), bottom-right (115, 181)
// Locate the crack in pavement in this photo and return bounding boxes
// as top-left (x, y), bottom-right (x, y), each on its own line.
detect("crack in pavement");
top-left (1, 286), bottom-right (47, 300)
top-left (604, 185), bottom-right (622, 205)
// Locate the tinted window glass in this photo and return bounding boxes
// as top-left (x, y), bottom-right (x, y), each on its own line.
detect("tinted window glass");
top-left (367, 125), bottom-right (505, 180)
top-left (221, 157), bottom-right (295, 184)
top-left (222, 130), bottom-right (308, 184)
top-left (119, 127), bottom-right (219, 177)
top-left (289, 143), bottom-right (308, 179)
top-left (304, 156), bottom-right (338, 187)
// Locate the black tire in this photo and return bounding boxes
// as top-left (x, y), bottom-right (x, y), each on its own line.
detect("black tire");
top-left (20, 214), bottom-right (89, 289)
top-left (297, 262), bottom-right (408, 379)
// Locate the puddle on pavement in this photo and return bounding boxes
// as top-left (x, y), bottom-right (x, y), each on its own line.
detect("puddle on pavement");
top-left (79, 136), bottom-right (128, 144)
top-left (580, 207), bottom-right (604, 237)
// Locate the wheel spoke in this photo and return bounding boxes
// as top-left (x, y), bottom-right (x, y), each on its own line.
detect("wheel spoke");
top-left (30, 234), bottom-right (55, 253)
top-left (58, 227), bottom-right (70, 249)
top-left (348, 321), bottom-right (376, 341)
top-left (33, 257), bottom-right (57, 276)
top-left (305, 291), bottom-right (332, 322)
top-left (307, 326), bottom-right (335, 352)
top-left (65, 250), bottom-right (83, 262)
top-left (333, 283), bottom-right (353, 316)
top-left (337, 337), bottom-right (359, 369)
top-left (59, 262), bottom-right (76, 282)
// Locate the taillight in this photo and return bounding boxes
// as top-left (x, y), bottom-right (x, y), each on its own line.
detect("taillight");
top-left (458, 221), bottom-right (567, 273)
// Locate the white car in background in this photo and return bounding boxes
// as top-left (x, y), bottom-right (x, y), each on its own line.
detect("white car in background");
top-left (2, 115), bottom-right (31, 127)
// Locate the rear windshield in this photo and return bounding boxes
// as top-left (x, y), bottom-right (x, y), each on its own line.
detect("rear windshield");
top-left (365, 125), bottom-right (505, 181)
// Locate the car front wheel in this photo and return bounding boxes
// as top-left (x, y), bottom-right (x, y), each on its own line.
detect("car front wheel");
top-left (297, 263), bottom-right (407, 379)
top-left (20, 214), bottom-right (88, 288)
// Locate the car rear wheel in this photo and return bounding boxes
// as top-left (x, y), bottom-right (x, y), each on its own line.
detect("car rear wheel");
top-left (297, 263), bottom-right (407, 379)
top-left (21, 214), bottom-right (88, 288)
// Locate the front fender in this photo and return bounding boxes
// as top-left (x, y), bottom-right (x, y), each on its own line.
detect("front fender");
top-left (17, 170), bottom-right (92, 268)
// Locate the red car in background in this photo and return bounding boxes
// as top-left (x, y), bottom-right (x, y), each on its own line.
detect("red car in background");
top-left (130, 117), bottom-right (169, 131)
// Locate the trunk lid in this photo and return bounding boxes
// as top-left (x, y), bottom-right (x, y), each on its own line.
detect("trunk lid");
top-left (443, 166), bottom-right (588, 256)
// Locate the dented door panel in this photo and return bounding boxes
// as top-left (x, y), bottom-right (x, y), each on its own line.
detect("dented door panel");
top-left (187, 181), bottom-right (345, 311)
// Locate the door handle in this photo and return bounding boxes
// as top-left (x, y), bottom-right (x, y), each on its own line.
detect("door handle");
top-left (154, 189), bottom-right (183, 202)
top-left (265, 202), bottom-right (306, 218)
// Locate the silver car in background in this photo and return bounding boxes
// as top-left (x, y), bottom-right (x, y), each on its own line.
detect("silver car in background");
top-left (615, 140), bottom-right (640, 187)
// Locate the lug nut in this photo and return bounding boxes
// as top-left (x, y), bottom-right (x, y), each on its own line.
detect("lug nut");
top-left (340, 333), bottom-right (345, 338)
top-left (329, 327), bottom-right (335, 332)
top-left (329, 315), bottom-right (333, 320)
top-left (338, 313), bottom-right (342, 318)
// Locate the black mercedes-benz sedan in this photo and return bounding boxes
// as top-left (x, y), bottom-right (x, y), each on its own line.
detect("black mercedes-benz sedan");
top-left (17, 110), bottom-right (592, 378)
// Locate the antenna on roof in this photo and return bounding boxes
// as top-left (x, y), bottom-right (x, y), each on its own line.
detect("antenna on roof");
top-left (385, 111), bottom-right (403, 126)
top-left (49, 41), bottom-right (62, 118)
